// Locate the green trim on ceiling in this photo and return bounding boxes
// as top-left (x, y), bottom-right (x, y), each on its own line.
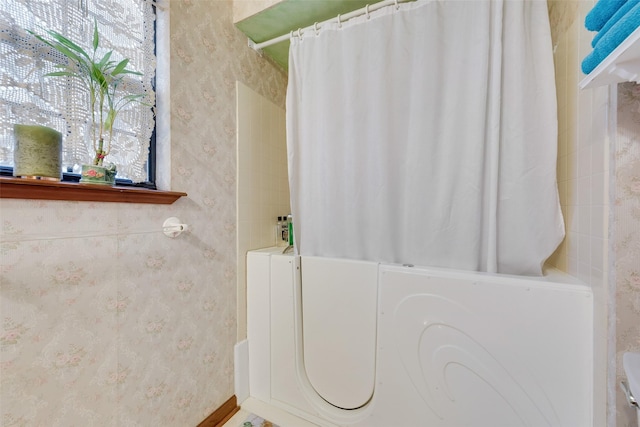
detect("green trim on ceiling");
top-left (235, 0), bottom-right (384, 70)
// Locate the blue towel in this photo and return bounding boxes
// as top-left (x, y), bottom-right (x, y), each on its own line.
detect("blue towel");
top-left (582, 2), bottom-right (640, 74)
top-left (585, 0), bottom-right (628, 31)
top-left (592, 0), bottom-right (639, 46)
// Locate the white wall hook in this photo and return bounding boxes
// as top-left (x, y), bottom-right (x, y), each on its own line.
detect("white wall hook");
top-left (163, 217), bottom-right (188, 238)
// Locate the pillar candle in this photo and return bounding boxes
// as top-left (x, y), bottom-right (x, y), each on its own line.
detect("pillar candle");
top-left (13, 124), bottom-right (63, 180)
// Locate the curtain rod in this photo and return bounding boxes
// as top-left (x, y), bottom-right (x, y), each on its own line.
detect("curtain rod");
top-left (248, 0), bottom-right (414, 52)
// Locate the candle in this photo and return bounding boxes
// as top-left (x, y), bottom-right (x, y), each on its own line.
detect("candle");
top-left (13, 124), bottom-right (63, 180)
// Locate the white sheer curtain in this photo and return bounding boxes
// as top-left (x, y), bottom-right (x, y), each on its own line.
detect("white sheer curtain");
top-left (0, 0), bottom-right (156, 182)
top-left (286, 0), bottom-right (564, 275)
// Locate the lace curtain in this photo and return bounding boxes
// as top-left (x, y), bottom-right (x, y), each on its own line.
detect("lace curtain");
top-left (0, 0), bottom-right (156, 182)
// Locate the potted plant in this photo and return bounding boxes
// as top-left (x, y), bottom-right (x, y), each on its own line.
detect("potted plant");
top-left (29, 20), bottom-right (149, 185)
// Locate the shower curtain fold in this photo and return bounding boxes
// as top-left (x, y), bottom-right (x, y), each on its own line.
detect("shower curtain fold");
top-left (286, 0), bottom-right (564, 275)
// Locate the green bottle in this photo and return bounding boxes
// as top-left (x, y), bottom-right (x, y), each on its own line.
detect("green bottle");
top-left (287, 214), bottom-right (293, 246)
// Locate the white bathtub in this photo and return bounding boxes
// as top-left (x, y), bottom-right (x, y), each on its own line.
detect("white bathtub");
top-left (245, 248), bottom-right (594, 427)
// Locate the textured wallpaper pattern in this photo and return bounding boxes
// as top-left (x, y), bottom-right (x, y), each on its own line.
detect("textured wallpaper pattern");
top-left (616, 82), bottom-right (640, 427)
top-left (0, 0), bottom-right (287, 425)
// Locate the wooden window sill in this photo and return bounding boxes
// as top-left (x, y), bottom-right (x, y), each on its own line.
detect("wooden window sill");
top-left (0, 176), bottom-right (187, 204)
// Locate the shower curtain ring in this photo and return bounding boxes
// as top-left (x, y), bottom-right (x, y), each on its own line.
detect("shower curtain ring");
top-left (365, 4), bottom-right (370, 19)
top-left (314, 22), bottom-right (320, 35)
top-left (297, 28), bottom-right (303, 39)
top-left (337, 14), bottom-right (342, 28)
top-left (394, 0), bottom-right (399, 10)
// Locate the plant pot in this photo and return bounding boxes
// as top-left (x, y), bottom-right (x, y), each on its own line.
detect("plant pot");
top-left (79, 164), bottom-right (116, 185)
top-left (13, 124), bottom-right (62, 180)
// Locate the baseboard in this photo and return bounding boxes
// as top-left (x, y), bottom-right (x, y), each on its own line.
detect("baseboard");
top-left (197, 395), bottom-right (240, 427)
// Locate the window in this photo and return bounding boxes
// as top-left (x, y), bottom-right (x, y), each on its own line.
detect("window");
top-left (0, 0), bottom-right (156, 186)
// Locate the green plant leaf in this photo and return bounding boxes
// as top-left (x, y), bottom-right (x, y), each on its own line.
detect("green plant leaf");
top-left (45, 30), bottom-right (91, 60)
top-left (26, 30), bottom-right (55, 49)
top-left (89, 63), bottom-right (108, 89)
top-left (44, 40), bottom-right (83, 64)
top-left (93, 19), bottom-right (99, 51)
top-left (98, 50), bottom-right (113, 68)
top-left (112, 59), bottom-right (130, 75)
top-left (44, 71), bottom-right (77, 77)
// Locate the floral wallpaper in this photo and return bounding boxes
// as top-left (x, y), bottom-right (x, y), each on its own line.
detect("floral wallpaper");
top-left (615, 82), bottom-right (640, 427)
top-left (0, 1), bottom-right (287, 426)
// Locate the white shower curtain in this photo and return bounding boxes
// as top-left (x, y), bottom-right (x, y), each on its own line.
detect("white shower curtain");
top-left (286, 0), bottom-right (564, 275)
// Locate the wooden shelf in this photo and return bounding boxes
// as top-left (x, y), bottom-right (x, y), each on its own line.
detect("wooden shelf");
top-left (0, 176), bottom-right (187, 204)
top-left (580, 26), bottom-right (640, 89)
